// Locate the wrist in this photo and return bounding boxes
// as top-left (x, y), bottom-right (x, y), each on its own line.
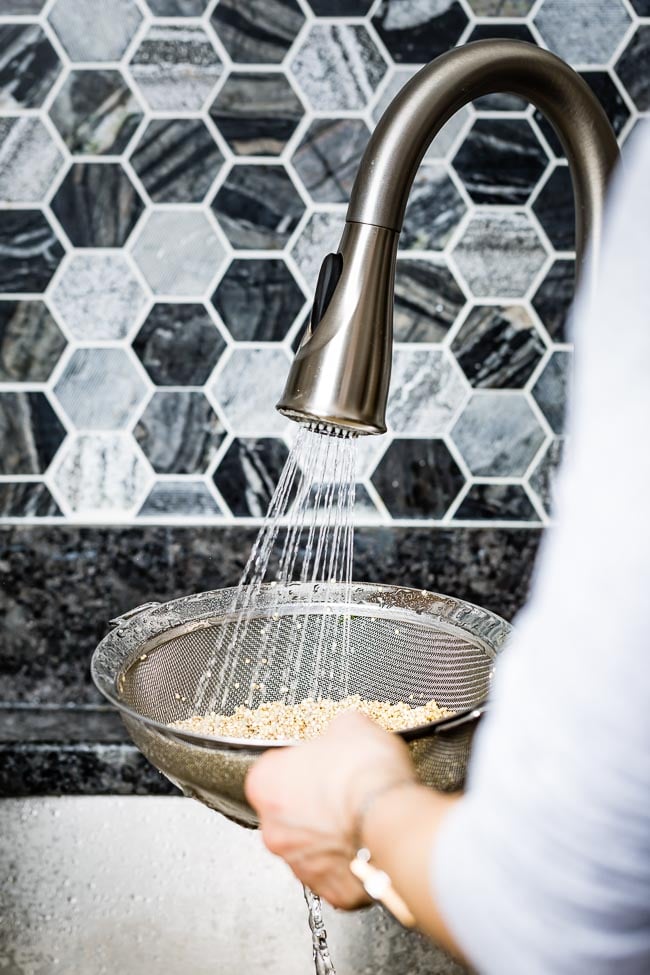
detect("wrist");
top-left (350, 777), bottom-right (422, 851)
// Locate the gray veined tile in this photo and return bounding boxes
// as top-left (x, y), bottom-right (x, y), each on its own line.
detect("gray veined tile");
top-left (615, 26), bottom-right (650, 113)
top-left (130, 119), bottom-right (224, 204)
top-left (452, 119), bottom-right (548, 207)
top-left (213, 437), bottom-right (290, 517)
top-left (48, 0), bottom-right (143, 62)
top-left (210, 0), bottom-right (305, 65)
top-left (211, 347), bottom-right (292, 436)
top-left (210, 72), bottom-right (304, 157)
top-left (0, 24), bottom-right (61, 110)
top-left (289, 24), bottom-right (387, 112)
top-left (290, 210), bottom-right (346, 292)
top-left (531, 349), bottom-right (572, 436)
top-left (373, 72), bottom-right (469, 162)
top-left (2, 1), bottom-right (48, 11)
top-left (455, 483), bottom-right (538, 522)
top-left (0, 392), bottom-right (66, 476)
top-left (467, 0), bottom-right (534, 12)
top-left (49, 69), bottom-right (143, 158)
top-left (400, 166), bottom-right (466, 251)
top-left (146, 0), bottom-right (210, 12)
top-left (129, 25), bottom-right (223, 113)
top-left (0, 210), bottom-right (65, 294)
top-left (370, 438), bottom-right (465, 519)
top-left (211, 259), bottom-right (305, 342)
top-left (529, 435), bottom-right (564, 516)
top-left (53, 348), bottom-right (148, 431)
top-left (0, 301), bottom-right (67, 383)
top-left (451, 212), bottom-right (547, 299)
top-left (134, 391), bottom-right (226, 474)
top-left (130, 210), bottom-right (226, 296)
top-left (211, 165), bottom-right (305, 251)
top-left (450, 392), bottom-right (545, 477)
top-left (533, 0), bottom-right (631, 66)
top-left (531, 259), bottom-right (575, 343)
top-left (0, 482), bottom-right (62, 519)
top-left (50, 253), bottom-right (147, 342)
top-left (292, 118), bottom-right (371, 205)
top-left (451, 305), bottom-right (546, 389)
top-left (50, 163), bottom-right (145, 249)
top-left (394, 259), bottom-right (465, 343)
top-left (139, 481), bottom-right (221, 518)
top-left (52, 433), bottom-right (150, 514)
top-left (386, 348), bottom-right (466, 436)
top-left (371, 0), bottom-right (468, 64)
top-left (133, 303), bottom-right (225, 386)
top-left (0, 118), bottom-right (63, 204)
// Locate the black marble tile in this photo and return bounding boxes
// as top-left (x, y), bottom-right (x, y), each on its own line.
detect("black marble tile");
top-left (535, 71), bottom-right (630, 157)
top-left (0, 525), bottom-right (541, 710)
top-left (211, 164), bottom-right (305, 250)
top-left (532, 164), bottom-right (574, 252)
top-left (531, 258), bottom-right (574, 342)
top-left (0, 742), bottom-right (178, 797)
top-left (134, 392), bottom-right (226, 475)
top-left (0, 300), bottom-right (66, 382)
top-left (214, 437), bottom-right (290, 517)
top-left (400, 167), bottom-right (466, 251)
top-left (138, 481), bottom-right (222, 517)
top-left (133, 303), bottom-right (225, 386)
top-left (308, 0), bottom-right (373, 11)
top-left (0, 392), bottom-right (65, 475)
top-left (0, 482), bottom-right (62, 518)
top-left (292, 118), bottom-right (370, 204)
top-left (451, 304), bottom-right (546, 389)
top-left (628, 0), bottom-right (650, 13)
top-left (48, 68), bottom-right (142, 156)
top-left (393, 259), bottom-right (465, 342)
top-left (2, 0), bottom-right (47, 10)
top-left (452, 118), bottom-right (548, 206)
top-left (212, 258), bottom-right (305, 341)
top-left (468, 0), bottom-right (534, 12)
top-left (130, 118), bottom-right (223, 204)
top-left (455, 483), bottom-right (538, 522)
top-left (0, 210), bottom-right (65, 293)
top-left (211, 0), bottom-right (305, 64)
top-left (0, 707), bottom-right (125, 744)
top-left (210, 72), bottom-right (304, 156)
top-left (372, 0), bottom-right (468, 63)
top-left (371, 439), bottom-right (465, 519)
top-left (529, 436), bottom-right (564, 516)
top-left (147, 0), bottom-right (209, 12)
top-left (615, 26), bottom-right (650, 112)
top-left (0, 24), bottom-right (61, 110)
top-left (532, 349), bottom-right (571, 435)
top-left (466, 24), bottom-right (536, 111)
top-left (50, 163), bottom-right (145, 248)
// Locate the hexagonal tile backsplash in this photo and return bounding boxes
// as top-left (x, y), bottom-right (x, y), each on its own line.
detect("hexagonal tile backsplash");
top-left (0, 0), bottom-right (644, 523)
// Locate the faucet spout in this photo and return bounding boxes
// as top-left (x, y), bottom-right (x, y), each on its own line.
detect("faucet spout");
top-left (277, 39), bottom-right (620, 435)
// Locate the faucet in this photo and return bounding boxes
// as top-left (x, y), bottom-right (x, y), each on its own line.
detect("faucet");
top-left (277, 39), bottom-right (620, 436)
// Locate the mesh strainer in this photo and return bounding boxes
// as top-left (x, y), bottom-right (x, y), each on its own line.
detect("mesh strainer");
top-left (91, 582), bottom-right (511, 827)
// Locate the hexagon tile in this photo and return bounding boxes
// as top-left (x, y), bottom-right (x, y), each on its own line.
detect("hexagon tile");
top-left (0, 0), bottom-right (644, 528)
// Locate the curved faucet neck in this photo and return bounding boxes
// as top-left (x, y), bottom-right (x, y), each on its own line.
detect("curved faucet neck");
top-left (348, 39), bottom-right (619, 286)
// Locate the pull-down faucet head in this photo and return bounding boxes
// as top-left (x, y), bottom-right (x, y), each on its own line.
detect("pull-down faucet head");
top-left (276, 39), bottom-right (620, 436)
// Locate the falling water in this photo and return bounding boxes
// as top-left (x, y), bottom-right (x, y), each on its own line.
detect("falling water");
top-left (193, 423), bottom-right (357, 715)
top-left (304, 885), bottom-right (337, 975)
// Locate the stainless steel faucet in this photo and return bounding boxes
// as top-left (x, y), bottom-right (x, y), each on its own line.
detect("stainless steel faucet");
top-left (277, 39), bottom-right (620, 436)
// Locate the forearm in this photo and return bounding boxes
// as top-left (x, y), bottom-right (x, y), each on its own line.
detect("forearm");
top-left (360, 782), bottom-right (464, 959)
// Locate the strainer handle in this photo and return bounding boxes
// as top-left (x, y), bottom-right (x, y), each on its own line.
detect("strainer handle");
top-left (401, 705), bottom-right (486, 742)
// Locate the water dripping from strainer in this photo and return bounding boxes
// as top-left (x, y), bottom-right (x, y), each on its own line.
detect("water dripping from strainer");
top-left (304, 885), bottom-right (337, 975)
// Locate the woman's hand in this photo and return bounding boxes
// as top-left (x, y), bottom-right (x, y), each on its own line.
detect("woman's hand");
top-left (245, 711), bottom-right (417, 909)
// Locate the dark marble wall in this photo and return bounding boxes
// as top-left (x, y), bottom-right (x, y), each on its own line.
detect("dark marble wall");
top-left (0, 0), bottom-right (646, 793)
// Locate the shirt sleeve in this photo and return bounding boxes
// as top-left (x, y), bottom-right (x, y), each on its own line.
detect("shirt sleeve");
top-left (430, 124), bottom-right (650, 975)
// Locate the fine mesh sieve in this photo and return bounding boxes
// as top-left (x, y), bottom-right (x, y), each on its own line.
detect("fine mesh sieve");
top-left (92, 582), bottom-right (511, 827)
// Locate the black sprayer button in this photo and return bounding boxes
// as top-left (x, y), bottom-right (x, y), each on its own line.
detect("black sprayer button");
top-left (310, 252), bottom-right (343, 331)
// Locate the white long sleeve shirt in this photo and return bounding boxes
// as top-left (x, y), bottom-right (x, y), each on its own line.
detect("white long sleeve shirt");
top-left (433, 125), bottom-right (650, 974)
